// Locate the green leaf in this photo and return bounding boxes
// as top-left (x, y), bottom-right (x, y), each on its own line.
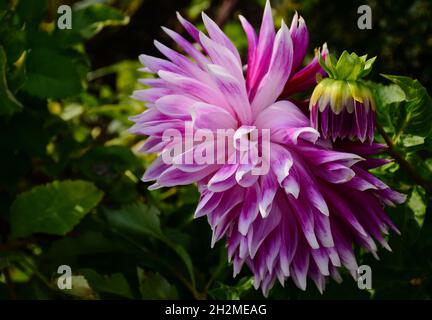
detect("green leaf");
top-left (373, 83), bottom-right (406, 106)
top-left (105, 202), bottom-right (163, 239)
top-left (209, 277), bottom-right (254, 300)
top-left (105, 203), bottom-right (196, 287)
top-left (78, 145), bottom-right (141, 184)
top-left (23, 47), bottom-right (83, 99)
top-left (0, 252), bottom-right (26, 270)
top-left (58, 3), bottom-right (129, 42)
top-left (335, 51), bottom-right (359, 79)
top-left (187, 0), bottom-right (211, 19)
top-left (322, 51), bottom-right (375, 80)
top-left (407, 187), bottom-right (426, 228)
top-left (16, 0), bottom-right (47, 26)
top-left (0, 46), bottom-right (22, 115)
top-left (0, 11), bottom-right (26, 66)
top-left (10, 180), bottom-right (104, 238)
top-left (380, 74), bottom-right (432, 138)
top-left (401, 134), bottom-right (425, 147)
top-left (359, 56), bottom-right (376, 77)
top-left (138, 268), bottom-right (178, 299)
top-left (47, 231), bottom-right (126, 259)
top-left (68, 275), bottom-right (97, 299)
top-left (79, 269), bottom-right (133, 299)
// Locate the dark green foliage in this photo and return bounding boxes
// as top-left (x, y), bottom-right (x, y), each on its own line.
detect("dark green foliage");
top-left (0, 0), bottom-right (431, 300)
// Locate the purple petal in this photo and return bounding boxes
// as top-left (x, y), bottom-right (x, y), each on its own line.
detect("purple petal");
top-left (251, 21), bottom-right (293, 114)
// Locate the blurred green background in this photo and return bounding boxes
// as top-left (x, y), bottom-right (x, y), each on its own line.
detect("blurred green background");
top-left (0, 0), bottom-right (431, 300)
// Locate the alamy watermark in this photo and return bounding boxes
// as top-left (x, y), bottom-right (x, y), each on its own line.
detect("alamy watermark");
top-left (161, 121), bottom-right (271, 175)
top-left (57, 5), bottom-right (72, 30)
top-left (357, 265), bottom-right (372, 290)
top-left (357, 5), bottom-right (372, 30)
top-left (57, 264), bottom-right (72, 290)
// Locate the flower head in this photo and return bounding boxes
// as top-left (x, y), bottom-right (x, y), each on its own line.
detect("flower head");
top-left (130, 1), bottom-right (405, 296)
top-left (310, 51), bottom-right (377, 143)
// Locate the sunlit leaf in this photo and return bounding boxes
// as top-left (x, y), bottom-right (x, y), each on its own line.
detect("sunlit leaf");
top-left (379, 75), bottom-right (432, 138)
top-left (10, 180), bottom-right (104, 238)
top-left (23, 47), bottom-right (83, 99)
top-left (408, 187), bottom-right (426, 228)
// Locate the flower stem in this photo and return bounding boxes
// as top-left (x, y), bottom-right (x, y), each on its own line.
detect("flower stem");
top-left (377, 123), bottom-right (432, 194)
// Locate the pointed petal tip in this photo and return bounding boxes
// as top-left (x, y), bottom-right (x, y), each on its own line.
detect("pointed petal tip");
top-left (201, 11), bottom-right (210, 20)
top-left (148, 182), bottom-right (162, 190)
top-left (298, 15), bottom-right (306, 25)
top-left (382, 241), bottom-right (392, 252)
top-left (160, 25), bottom-right (170, 33)
top-left (153, 39), bottom-right (162, 48)
top-left (322, 42), bottom-right (329, 54)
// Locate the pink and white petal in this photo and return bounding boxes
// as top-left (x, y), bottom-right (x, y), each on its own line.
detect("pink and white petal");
top-left (161, 26), bottom-right (209, 68)
top-left (239, 15), bottom-right (257, 86)
top-left (300, 146), bottom-right (364, 167)
top-left (247, 0), bottom-right (275, 97)
top-left (251, 21), bottom-right (293, 114)
top-left (207, 164), bottom-right (238, 192)
top-left (139, 136), bottom-right (168, 153)
top-left (311, 248), bottom-right (330, 276)
top-left (207, 64), bottom-right (252, 124)
top-left (294, 161), bottom-right (330, 216)
top-left (238, 184), bottom-right (260, 235)
top-left (176, 12), bottom-right (202, 44)
top-left (158, 70), bottom-right (228, 107)
top-left (248, 203), bottom-right (282, 258)
top-left (142, 156), bottom-right (170, 182)
top-left (129, 119), bottom-right (184, 136)
top-left (201, 12), bottom-right (242, 64)
top-left (199, 32), bottom-right (244, 83)
top-left (290, 238), bottom-right (310, 290)
top-left (316, 162), bottom-right (356, 184)
top-left (208, 187), bottom-right (245, 227)
top-left (281, 46), bottom-right (327, 97)
top-left (195, 190), bottom-right (224, 218)
top-left (314, 212), bottom-right (334, 247)
top-left (155, 95), bottom-right (196, 118)
top-left (281, 167), bottom-right (300, 198)
top-left (254, 100), bottom-right (309, 131)
top-left (132, 88), bottom-right (172, 103)
top-left (154, 40), bottom-right (211, 83)
top-left (290, 12), bottom-right (309, 72)
top-left (270, 143), bottom-right (293, 184)
top-left (138, 78), bottom-right (167, 88)
top-left (289, 196), bottom-right (320, 249)
top-left (258, 172), bottom-right (278, 218)
top-left (279, 202), bottom-right (298, 275)
top-left (235, 164), bottom-right (259, 188)
top-left (158, 165), bottom-right (218, 187)
top-left (191, 102), bottom-right (238, 130)
top-left (272, 127), bottom-right (320, 145)
top-left (139, 54), bottom-right (183, 74)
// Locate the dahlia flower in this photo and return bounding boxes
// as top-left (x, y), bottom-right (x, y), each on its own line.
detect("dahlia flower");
top-left (310, 51), bottom-right (377, 142)
top-left (130, 1), bottom-right (405, 296)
